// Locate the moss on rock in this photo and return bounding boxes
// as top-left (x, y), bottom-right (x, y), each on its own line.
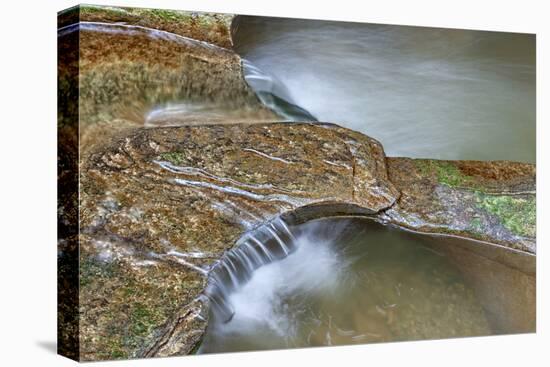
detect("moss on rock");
top-left (386, 157), bottom-right (536, 253)
top-left (476, 194), bottom-right (536, 238)
top-left (73, 5), bottom-right (235, 49)
top-left (127, 303), bottom-right (165, 351)
top-left (158, 152), bottom-right (185, 166)
top-left (415, 160), bottom-right (478, 189)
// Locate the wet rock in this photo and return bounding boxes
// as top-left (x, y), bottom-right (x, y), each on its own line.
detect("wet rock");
top-left (58, 16), bottom-right (279, 154)
top-left (59, 5), bottom-right (235, 48)
top-left (78, 122), bottom-right (399, 360)
top-left (381, 158), bottom-right (536, 254)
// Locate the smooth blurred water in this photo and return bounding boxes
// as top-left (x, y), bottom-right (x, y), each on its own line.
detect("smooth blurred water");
top-left (199, 218), bottom-right (491, 353)
top-left (233, 17), bottom-right (535, 162)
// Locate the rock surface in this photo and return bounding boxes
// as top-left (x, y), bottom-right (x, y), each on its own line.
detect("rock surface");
top-left (58, 21), bottom-right (80, 360)
top-left (59, 5), bottom-right (235, 48)
top-left (58, 11), bottom-right (279, 155)
top-left (382, 158), bottom-right (536, 253)
top-left (78, 122), bottom-right (399, 360)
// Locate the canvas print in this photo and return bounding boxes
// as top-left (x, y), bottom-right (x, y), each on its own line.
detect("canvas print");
top-left (57, 4), bottom-right (536, 361)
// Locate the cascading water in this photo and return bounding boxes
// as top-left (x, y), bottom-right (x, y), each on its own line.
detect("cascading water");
top-left (241, 60), bottom-right (318, 121)
top-left (203, 216), bottom-right (297, 323)
top-left (199, 217), bottom-right (493, 354)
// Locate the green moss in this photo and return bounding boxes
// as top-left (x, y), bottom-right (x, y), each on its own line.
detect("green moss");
top-left (80, 5), bottom-right (129, 16)
top-left (476, 194), bottom-right (536, 237)
top-left (148, 9), bottom-right (191, 22)
top-left (123, 284), bottom-right (137, 297)
top-left (92, 320), bottom-right (129, 360)
top-left (91, 303), bottom-right (162, 359)
top-left (107, 338), bottom-right (126, 360)
top-left (125, 303), bottom-right (164, 350)
top-left (110, 349), bottom-right (126, 359)
top-left (79, 257), bottom-right (118, 287)
top-left (415, 160), bottom-right (478, 189)
top-left (79, 5), bottom-right (193, 22)
top-left (159, 152), bottom-right (185, 166)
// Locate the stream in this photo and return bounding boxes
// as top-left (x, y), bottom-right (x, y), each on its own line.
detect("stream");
top-left (233, 16), bottom-right (535, 162)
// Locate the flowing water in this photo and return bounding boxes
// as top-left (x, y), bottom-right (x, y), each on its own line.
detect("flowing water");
top-left (199, 217), bottom-right (494, 353)
top-left (233, 17), bottom-right (536, 162)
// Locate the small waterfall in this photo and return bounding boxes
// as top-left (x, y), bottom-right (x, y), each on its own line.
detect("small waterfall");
top-left (242, 60), bottom-right (318, 122)
top-left (199, 217), bottom-right (503, 354)
top-left (204, 216), bottom-right (297, 322)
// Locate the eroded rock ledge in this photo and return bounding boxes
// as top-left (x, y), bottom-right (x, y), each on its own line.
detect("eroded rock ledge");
top-left (78, 123), bottom-right (398, 360)
top-left (78, 122), bottom-right (535, 360)
top-left (58, 5), bottom-right (278, 155)
top-left (382, 158), bottom-right (535, 254)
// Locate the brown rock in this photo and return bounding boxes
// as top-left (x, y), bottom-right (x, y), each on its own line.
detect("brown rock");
top-left (59, 5), bottom-right (236, 49)
top-left (381, 158), bottom-right (536, 253)
top-left (78, 122), bottom-right (399, 360)
top-left (58, 14), bottom-right (278, 155)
